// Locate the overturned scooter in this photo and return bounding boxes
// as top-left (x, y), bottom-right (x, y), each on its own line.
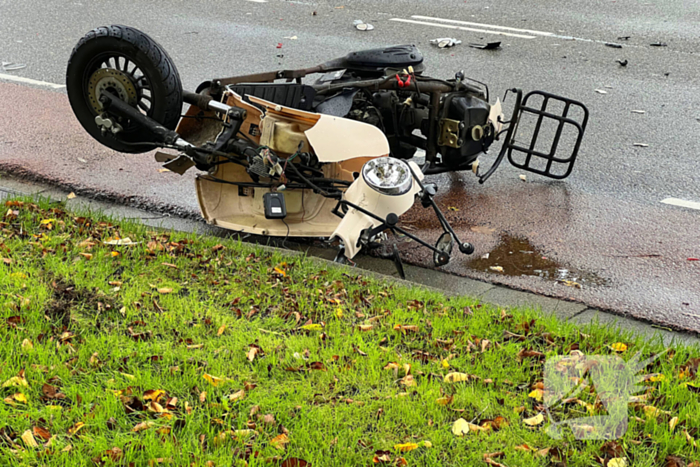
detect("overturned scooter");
top-left (65, 25), bottom-right (588, 277)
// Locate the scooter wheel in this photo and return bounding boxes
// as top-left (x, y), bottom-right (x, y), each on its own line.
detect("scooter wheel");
top-left (66, 25), bottom-right (183, 153)
top-left (459, 242), bottom-right (475, 255)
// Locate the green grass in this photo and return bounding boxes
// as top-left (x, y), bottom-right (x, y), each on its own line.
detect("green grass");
top-left (0, 196), bottom-right (698, 467)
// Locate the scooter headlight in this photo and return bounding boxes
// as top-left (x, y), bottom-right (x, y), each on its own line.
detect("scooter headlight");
top-left (362, 157), bottom-right (413, 196)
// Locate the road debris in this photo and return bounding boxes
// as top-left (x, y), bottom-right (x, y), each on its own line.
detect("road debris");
top-left (595, 89), bottom-right (608, 94)
top-left (633, 143), bottom-right (649, 147)
top-left (519, 174), bottom-right (527, 181)
top-left (430, 38), bottom-right (461, 48)
top-left (283, 36), bottom-right (298, 40)
top-left (650, 42), bottom-right (668, 47)
top-left (353, 20), bottom-right (374, 31)
top-left (2, 62), bottom-right (27, 71)
top-left (617, 59), bottom-right (628, 67)
top-left (631, 110), bottom-right (645, 114)
top-left (276, 43), bottom-right (283, 49)
top-left (469, 41), bottom-right (501, 50)
top-left (605, 42), bottom-right (623, 49)
top-left (617, 36), bottom-right (631, 40)
top-left (489, 266), bottom-right (504, 273)
top-left (688, 258), bottom-right (699, 262)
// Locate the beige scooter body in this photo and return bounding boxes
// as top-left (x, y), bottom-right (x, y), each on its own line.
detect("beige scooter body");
top-left (177, 90), bottom-right (503, 259)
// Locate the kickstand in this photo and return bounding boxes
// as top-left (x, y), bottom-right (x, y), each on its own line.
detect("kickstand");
top-left (391, 243), bottom-right (406, 279)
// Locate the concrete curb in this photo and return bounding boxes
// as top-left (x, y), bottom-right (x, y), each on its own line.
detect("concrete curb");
top-left (1, 173), bottom-right (698, 349)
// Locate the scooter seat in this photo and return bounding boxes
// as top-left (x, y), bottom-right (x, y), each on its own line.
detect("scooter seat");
top-left (344, 45), bottom-right (424, 71)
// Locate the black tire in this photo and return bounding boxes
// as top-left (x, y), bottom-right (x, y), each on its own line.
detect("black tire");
top-left (66, 25), bottom-right (183, 153)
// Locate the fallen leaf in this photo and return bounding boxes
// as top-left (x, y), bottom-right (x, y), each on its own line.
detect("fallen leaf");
top-left (523, 413), bottom-right (545, 426)
top-left (33, 426), bottom-right (51, 441)
top-left (203, 374), bottom-right (226, 387)
top-left (302, 323), bottom-right (323, 332)
top-left (394, 443), bottom-right (418, 452)
top-left (608, 458), bottom-right (628, 467)
top-left (452, 418), bottom-right (470, 436)
top-left (68, 422), bottom-right (85, 436)
top-left (132, 421), bottom-right (155, 432)
top-left (444, 372), bottom-right (475, 383)
top-left (669, 416), bottom-right (679, 432)
top-left (217, 325), bottom-right (226, 336)
top-left (227, 389), bottom-right (246, 402)
top-left (399, 375), bottom-right (416, 387)
top-left (157, 287), bottom-right (173, 294)
top-left (21, 430), bottom-right (39, 448)
top-left (67, 192), bottom-right (77, 199)
top-left (436, 394), bottom-right (454, 406)
top-left (489, 266), bottom-right (504, 273)
top-left (529, 389), bottom-right (544, 402)
top-left (271, 433), bottom-right (290, 450)
top-left (21, 338), bottom-right (33, 350)
top-left (610, 342), bottom-right (628, 352)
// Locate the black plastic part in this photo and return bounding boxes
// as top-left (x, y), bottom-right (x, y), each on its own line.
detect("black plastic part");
top-left (263, 192), bottom-right (287, 219)
top-left (506, 90), bottom-right (589, 180)
top-left (459, 242), bottom-right (475, 255)
top-left (392, 243), bottom-right (406, 280)
top-left (345, 45), bottom-right (423, 71)
top-left (439, 93), bottom-right (493, 167)
top-left (386, 213), bottom-right (399, 227)
top-left (99, 91), bottom-right (179, 145)
top-left (227, 83), bottom-right (316, 111)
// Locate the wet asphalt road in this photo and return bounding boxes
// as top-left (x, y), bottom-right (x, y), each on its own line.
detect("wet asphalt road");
top-left (1, 0), bottom-right (699, 331)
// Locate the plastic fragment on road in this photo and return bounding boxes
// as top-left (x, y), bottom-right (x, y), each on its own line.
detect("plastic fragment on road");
top-left (650, 42), bottom-right (668, 47)
top-left (489, 266), bottom-right (504, 273)
top-left (519, 174), bottom-right (527, 181)
top-left (617, 59), bottom-right (628, 66)
top-left (595, 89), bottom-right (608, 94)
top-left (283, 36), bottom-right (298, 40)
top-left (688, 258), bottom-right (699, 262)
top-left (605, 42), bottom-right (623, 48)
top-left (430, 38), bottom-right (461, 48)
top-left (631, 110), bottom-right (645, 114)
top-left (469, 42), bottom-right (501, 50)
top-left (353, 20), bottom-right (374, 31)
top-left (633, 143), bottom-right (649, 147)
top-left (276, 43), bottom-right (283, 48)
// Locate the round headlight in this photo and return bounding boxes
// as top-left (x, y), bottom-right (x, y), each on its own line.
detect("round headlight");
top-left (362, 157), bottom-right (413, 196)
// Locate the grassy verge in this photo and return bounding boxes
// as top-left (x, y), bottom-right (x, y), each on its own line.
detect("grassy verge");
top-left (0, 196), bottom-right (699, 467)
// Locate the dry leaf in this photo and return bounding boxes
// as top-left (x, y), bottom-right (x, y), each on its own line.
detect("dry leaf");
top-left (271, 433), bottom-right (290, 450)
top-left (157, 287), bottom-right (173, 294)
top-left (523, 413), bottom-right (545, 426)
top-left (669, 416), bottom-right (679, 432)
top-left (21, 430), bottom-right (39, 448)
top-left (444, 372), bottom-right (474, 383)
top-left (67, 192), bottom-right (77, 199)
top-left (528, 389), bottom-right (544, 402)
top-left (132, 421), bottom-right (155, 432)
top-left (608, 458), bottom-right (628, 467)
top-left (33, 426), bottom-right (51, 441)
top-left (394, 443), bottom-right (418, 452)
top-left (436, 395), bottom-right (454, 406)
top-left (227, 389), bottom-right (246, 402)
top-left (610, 342), bottom-right (628, 352)
top-left (203, 374), bottom-right (226, 387)
top-left (68, 422), bottom-right (85, 436)
top-left (217, 325), bottom-right (226, 336)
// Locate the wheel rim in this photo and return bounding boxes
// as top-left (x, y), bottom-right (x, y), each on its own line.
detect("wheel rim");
top-left (83, 53), bottom-right (155, 125)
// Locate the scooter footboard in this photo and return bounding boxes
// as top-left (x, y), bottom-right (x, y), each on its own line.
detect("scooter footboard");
top-left (506, 91), bottom-right (589, 179)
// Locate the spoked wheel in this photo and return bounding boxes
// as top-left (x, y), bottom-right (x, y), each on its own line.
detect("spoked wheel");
top-left (66, 25), bottom-right (183, 153)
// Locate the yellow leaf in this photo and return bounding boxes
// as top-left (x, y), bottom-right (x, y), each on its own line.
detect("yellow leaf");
top-left (523, 413), bottom-right (545, 426)
top-left (3, 375), bottom-right (28, 388)
top-left (227, 389), bottom-right (246, 402)
top-left (217, 325), bottom-right (226, 336)
top-left (13, 393), bottom-right (28, 404)
top-left (451, 418), bottom-right (487, 436)
top-left (270, 433), bottom-right (290, 450)
top-left (436, 395), bottom-right (453, 406)
top-left (441, 359), bottom-right (450, 369)
top-left (143, 389), bottom-right (166, 402)
top-left (670, 417), bottom-right (679, 432)
top-left (399, 375), bottom-right (416, 387)
top-left (157, 287), bottom-right (173, 294)
top-left (335, 308), bottom-right (344, 319)
top-left (358, 324), bottom-right (373, 331)
top-left (68, 422), bottom-right (85, 436)
top-left (608, 458), bottom-right (628, 467)
top-left (21, 430), bottom-right (39, 448)
top-left (610, 342), bottom-right (628, 352)
top-left (21, 339), bottom-right (33, 351)
top-left (648, 374), bottom-right (666, 382)
top-left (643, 405), bottom-right (669, 418)
top-left (422, 441), bottom-right (432, 448)
top-left (273, 267), bottom-right (286, 277)
top-left (444, 372), bottom-right (473, 383)
top-left (40, 219), bottom-right (56, 225)
top-left (79, 252), bottom-right (93, 260)
top-left (394, 443), bottom-right (419, 452)
top-left (203, 374), bottom-right (226, 387)
top-left (302, 324), bottom-right (323, 332)
top-left (528, 389), bottom-right (544, 402)
top-left (67, 192), bottom-right (77, 200)
top-left (132, 421), bottom-right (155, 432)
top-left (111, 251), bottom-right (120, 257)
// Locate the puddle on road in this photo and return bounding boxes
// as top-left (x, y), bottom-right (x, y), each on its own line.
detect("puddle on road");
top-left (467, 234), bottom-right (608, 287)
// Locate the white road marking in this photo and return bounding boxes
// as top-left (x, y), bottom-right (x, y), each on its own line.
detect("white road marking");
top-left (410, 15), bottom-right (554, 37)
top-left (0, 73), bottom-right (65, 89)
top-left (661, 198), bottom-right (700, 211)
top-left (389, 18), bottom-right (537, 39)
